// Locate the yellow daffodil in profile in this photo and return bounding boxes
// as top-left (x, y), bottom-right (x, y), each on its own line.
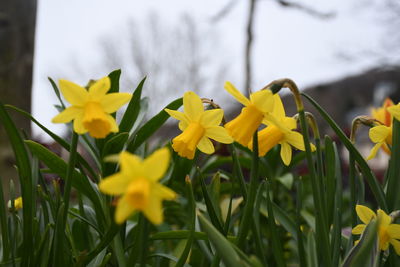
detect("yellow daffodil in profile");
top-left (52, 77), bottom-right (132, 138)
top-left (99, 148), bottom-right (176, 224)
top-left (164, 91), bottom-right (233, 160)
top-left (224, 82), bottom-right (275, 146)
top-left (352, 205), bottom-right (400, 255)
top-left (248, 94), bottom-right (315, 165)
top-left (367, 98), bottom-right (394, 160)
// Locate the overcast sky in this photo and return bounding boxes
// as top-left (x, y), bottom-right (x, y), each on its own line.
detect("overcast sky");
top-left (32, 0), bottom-right (392, 139)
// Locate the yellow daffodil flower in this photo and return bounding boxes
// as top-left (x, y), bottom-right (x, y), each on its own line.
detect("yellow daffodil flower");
top-left (352, 205), bottom-right (400, 255)
top-left (99, 148), bottom-right (176, 225)
top-left (224, 82), bottom-right (275, 146)
top-left (388, 102), bottom-right (400, 122)
top-left (367, 98), bottom-right (394, 160)
top-left (248, 94), bottom-right (315, 165)
top-left (8, 197), bottom-right (23, 211)
top-left (52, 77), bottom-right (132, 138)
top-left (165, 91), bottom-right (233, 159)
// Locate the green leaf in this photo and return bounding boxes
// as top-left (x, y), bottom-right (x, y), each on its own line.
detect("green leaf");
top-left (48, 77), bottom-right (66, 109)
top-left (108, 69), bottom-right (121, 93)
top-left (198, 212), bottom-right (243, 267)
top-left (386, 119), bottom-right (400, 210)
top-left (302, 93), bottom-right (387, 211)
top-left (0, 175), bottom-right (10, 261)
top-left (119, 77), bottom-right (146, 133)
top-left (276, 173), bottom-right (294, 190)
top-left (126, 97), bottom-right (183, 153)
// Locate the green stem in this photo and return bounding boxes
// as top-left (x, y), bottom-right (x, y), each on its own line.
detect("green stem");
top-left (236, 131), bottom-right (259, 248)
top-left (296, 178), bottom-right (307, 267)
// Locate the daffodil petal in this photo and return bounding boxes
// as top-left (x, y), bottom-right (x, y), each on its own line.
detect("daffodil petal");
top-left (224, 81), bottom-right (250, 106)
top-left (115, 195), bottom-right (135, 224)
top-left (356, 205), bottom-right (376, 224)
top-left (154, 183), bottom-right (177, 200)
top-left (280, 142), bottom-right (292, 166)
top-left (100, 93), bottom-right (132, 113)
top-left (179, 121), bottom-right (188, 131)
top-left (119, 151), bottom-right (143, 177)
top-left (59, 79), bottom-right (89, 106)
top-left (197, 136), bottom-right (215, 154)
top-left (367, 142), bottom-right (383, 160)
top-left (250, 89), bottom-right (274, 113)
top-left (200, 109), bottom-right (223, 127)
top-left (285, 131), bottom-right (305, 151)
top-left (88, 77), bottom-right (111, 100)
top-left (369, 125), bottom-right (391, 143)
top-left (52, 106), bottom-right (82, 123)
top-left (352, 224), bottom-right (366, 235)
top-left (73, 115), bottom-right (87, 134)
top-left (165, 109), bottom-right (189, 124)
top-left (387, 224), bottom-right (400, 239)
top-left (143, 197), bottom-right (163, 225)
top-left (270, 93), bottom-right (285, 118)
top-left (105, 114), bottom-right (119, 132)
top-left (183, 91), bottom-right (204, 121)
top-left (388, 104), bottom-right (400, 121)
top-left (377, 209), bottom-right (391, 227)
top-left (142, 148), bottom-right (170, 181)
top-left (99, 173), bottom-right (131, 195)
top-left (382, 241), bottom-right (390, 251)
top-left (390, 239), bottom-right (400, 255)
top-left (205, 126), bottom-right (234, 144)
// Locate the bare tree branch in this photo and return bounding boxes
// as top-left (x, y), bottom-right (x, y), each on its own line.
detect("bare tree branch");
top-left (274, 0), bottom-right (335, 19)
top-left (210, 0), bottom-right (238, 22)
top-left (244, 0), bottom-right (256, 97)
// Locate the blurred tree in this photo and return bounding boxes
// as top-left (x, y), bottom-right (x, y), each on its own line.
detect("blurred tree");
top-left (0, 1), bottom-right (37, 184)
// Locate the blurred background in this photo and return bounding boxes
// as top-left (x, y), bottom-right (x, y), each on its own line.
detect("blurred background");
top-left (1, 0), bottom-right (400, 183)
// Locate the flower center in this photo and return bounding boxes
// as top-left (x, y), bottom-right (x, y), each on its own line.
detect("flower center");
top-left (225, 104), bottom-right (264, 146)
top-left (83, 102), bottom-right (111, 138)
top-left (125, 178), bottom-right (151, 210)
top-left (172, 122), bottom-right (205, 159)
top-left (253, 125), bottom-right (285, 156)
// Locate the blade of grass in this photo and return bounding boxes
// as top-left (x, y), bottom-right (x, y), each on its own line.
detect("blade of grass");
top-left (0, 175), bottom-right (10, 261)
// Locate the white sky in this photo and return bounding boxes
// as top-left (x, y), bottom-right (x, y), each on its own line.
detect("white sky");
top-left (32, 0), bottom-right (388, 140)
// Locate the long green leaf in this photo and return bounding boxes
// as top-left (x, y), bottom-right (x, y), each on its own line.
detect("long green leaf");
top-left (302, 93), bottom-right (387, 211)
top-left (198, 213), bottom-right (243, 267)
top-left (0, 175), bottom-right (10, 261)
top-left (126, 97), bottom-right (183, 153)
top-left (108, 69), bottom-right (121, 93)
top-left (386, 119), bottom-right (400, 210)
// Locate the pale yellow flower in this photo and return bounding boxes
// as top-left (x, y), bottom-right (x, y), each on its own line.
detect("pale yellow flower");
top-left (99, 148), bottom-right (176, 224)
top-left (352, 205), bottom-right (400, 255)
top-left (165, 91), bottom-right (233, 159)
top-left (52, 77), bottom-right (132, 138)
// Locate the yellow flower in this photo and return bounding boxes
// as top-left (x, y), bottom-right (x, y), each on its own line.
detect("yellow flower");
top-left (52, 77), bottom-right (132, 138)
top-left (8, 197), bottom-right (23, 211)
top-left (165, 91), bottom-right (233, 159)
top-left (352, 205), bottom-right (400, 255)
top-left (248, 94), bottom-right (315, 165)
top-left (388, 102), bottom-right (400, 122)
top-left (99, 148), bottom-right (176, 224)
top-left (224, 82), bottom-right (275, 146)
top-left (367, 98), bottom-right (394, 159)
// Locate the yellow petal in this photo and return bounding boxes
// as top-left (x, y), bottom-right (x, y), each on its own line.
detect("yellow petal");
top-left (178, 121), bottom-right (189, 131)
top-left (280, 142), bottom-right (292, 166)
top-left (99, 173), bottom-right (132, 195)
top-left (367, 142), bottom-right (383, 160)
top-left (115, 195), bottom-right (136, 224)
top-left (183, 91), bottom-right (204, 121)
top-left (142, 148), bottom-right (170, 181)
top-left (165, 109), bottom-right (188, 123)
top-left (387, 224), bottom-right (400, 239)
top-left (285, 131), bottom-right (305, 151)
top-left (120, 151), bottom-right (143, 178)
top-left (59, 79), bottom-right (89, 106)
top-left (52, 106), bottom-right (82, 123)
top-left (388, 104), bottom-right (400, 121)
top-left (389, 239), bottom-right (400, 255)
top-left (352, 224), bottom-right (366, 235)
top-left (249, 89), bottom-right (274, 113)
top-left (369, 125), bottom-right (390, 143)
top-left (205, 126), bottom-right (234, 144)
top-left (200, 109), bottom-right (223, 127)
top-left (73, 115), bottom-right (87, 134)
top-left (100, 93), bottom-right (132, 113)
top-left (377, 209), bottom-right (391, 227)
top-left (355, 205), bottom-right (376, 224)
top-left (197, 136), bottom-right (215, 154)
top-left (143, 196), bottom-right (163, 225)
top-left (224, 81), bottom-right (250, 106)
top-left (154, 183), bottom-right (177, 200)
top-left (271, 93), bottom-right (285, 118)
top-left (88, 77), bottom-right (111, 100)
